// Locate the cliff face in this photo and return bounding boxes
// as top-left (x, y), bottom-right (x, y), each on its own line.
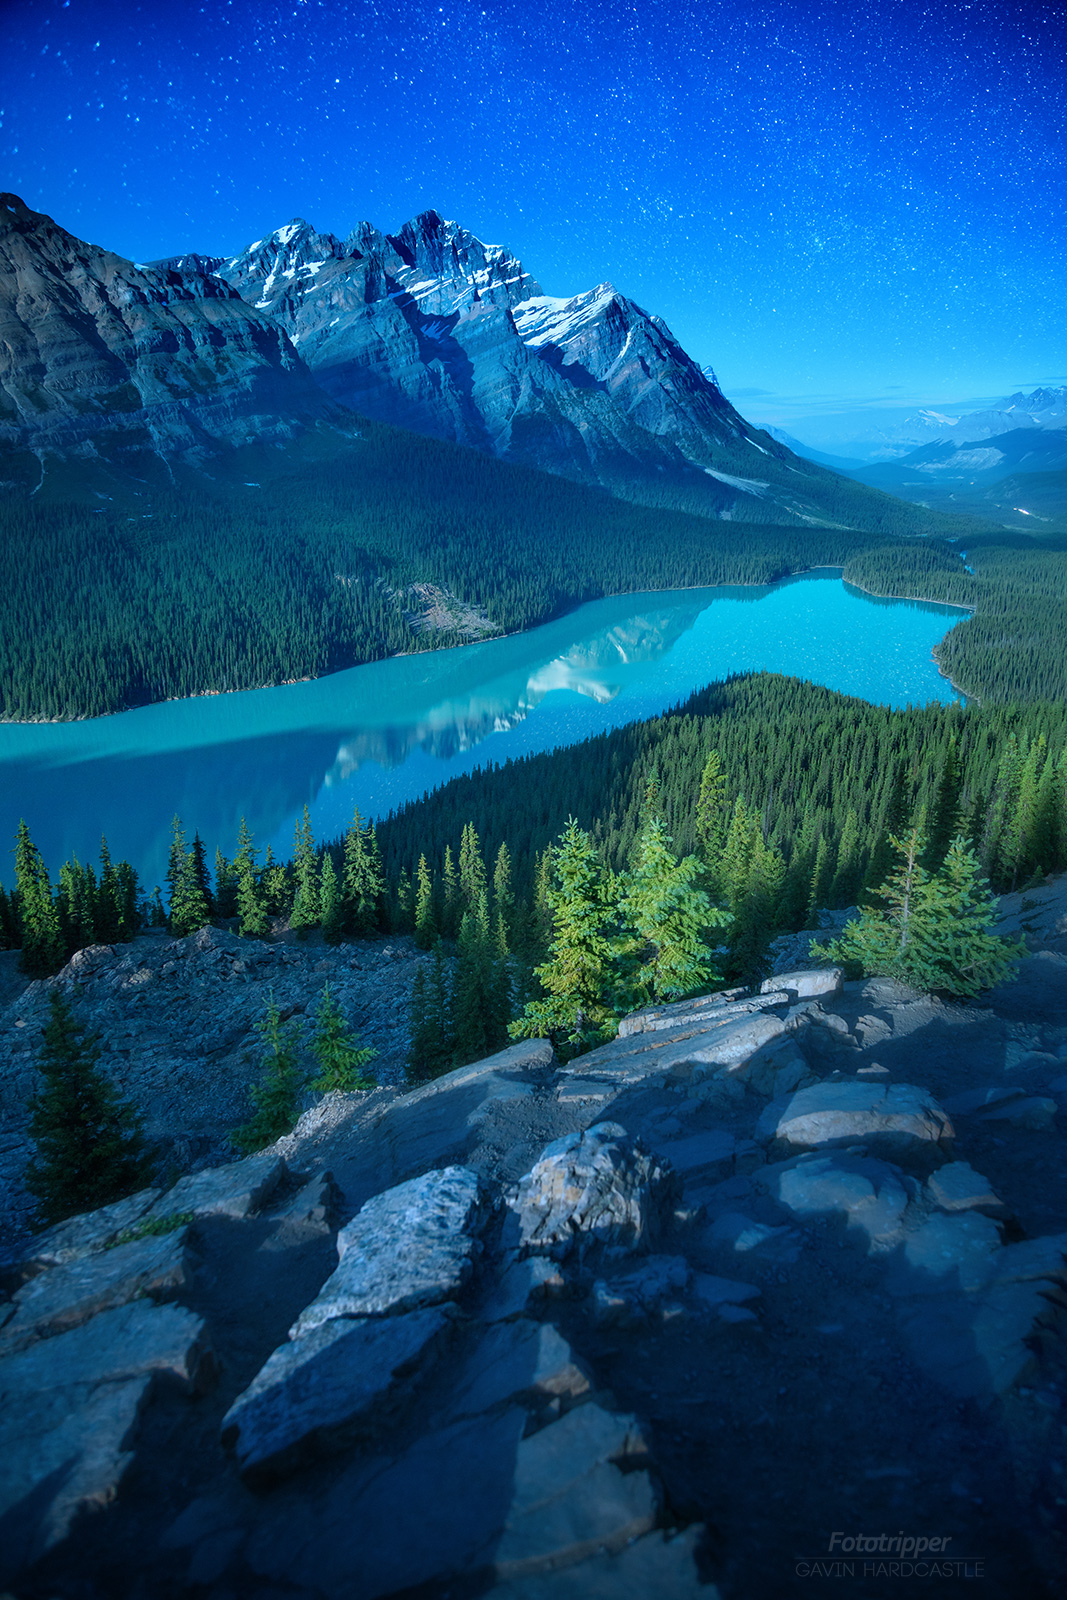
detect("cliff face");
top-left (0, 194), bottom-right (337, 477)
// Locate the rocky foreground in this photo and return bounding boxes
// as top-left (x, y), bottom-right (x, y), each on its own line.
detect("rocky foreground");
top-left (1, 880), bottom-right (1067, 1597)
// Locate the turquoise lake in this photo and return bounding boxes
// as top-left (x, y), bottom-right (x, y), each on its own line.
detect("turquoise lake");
top-left (0, 572), bottom-right (969, 887)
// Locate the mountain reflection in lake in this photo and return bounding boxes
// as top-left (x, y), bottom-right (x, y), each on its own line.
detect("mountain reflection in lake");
top-left (0, 573), bottom-right (968, 887)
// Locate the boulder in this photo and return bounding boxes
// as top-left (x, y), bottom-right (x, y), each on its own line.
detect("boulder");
top-left (292, 1166), bottom-right (485, 1334)
top-left (447, 1319), bottom-right (591, 1418)
top-left (0, 1300), bottom-right (212, 1398)
top-left (511, 1124), bottom-right (676, 1256)
top-left (0, 1228), bottom-right (193, 1355)
top-left (148, 1152), bottom-right (288, 1221)
top-left (222, 1305), bottom-right (456, 1481)
top-left (761, 968), bottom-right (844, 1000)
top-left (763, 1152), bottom-right (911, 1253)
top-left (926, 1163), bottom-right (1004, 1214)
top-left (0, 1376), bottom-right (151, 1581)
top-left (767, 1081), bottom-right (953, 1149)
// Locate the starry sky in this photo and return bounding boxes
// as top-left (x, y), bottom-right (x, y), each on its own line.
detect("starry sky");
top-left (2, 0), bottom-right (1066, 443)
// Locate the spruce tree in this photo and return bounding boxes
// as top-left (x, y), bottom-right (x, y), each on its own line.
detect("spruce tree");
top-left (289, 808), bottom-right (321, 938)
top-left (440, 845), bottom-right (460, 938)
top-left (232, 995), bottom-right (306, 1153)
top-left (25, 990), bottom-right (153, 1226)
top-left (95, 837), bottom-right (122, 944)
top-left (342, 809), bottom-right (384, 936)
top-left (308, 984), bottom-right (376, 1090)
top-left (414, 855), bottom-right (437, 949)
top-left (58, 857), bottom-right (95, 956)
top-left (509, 819), bottom-right (617, 1057)
top-left (618, 814), bottom-right (726, 1003)
top-left (452, 898), bottom-right (494, 1064)
top-left (320, 854), bottom-right (344, 945)
top-left (14, 821), bottom-right (64, 977)
top-left (166, 817), bottom-right (210, 937)
top-left (407, 944), bottom-right (455, 1082)
top-left (115, 860), bottom-right (142, 940)
top-left (695, 748), bottom-right (729, 877)
top-left (814, 829), bottom-right (1023, 997)
top-left (214, 849), bottom-right (239, 920)
top-left (235, 820), bottom-right (270, 937)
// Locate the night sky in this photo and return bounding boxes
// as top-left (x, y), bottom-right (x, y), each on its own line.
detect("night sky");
top-left (2, 0), bottom-right (1066, 439)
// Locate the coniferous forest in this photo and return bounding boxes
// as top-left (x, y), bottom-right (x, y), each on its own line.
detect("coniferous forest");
top-left (0, 412), bottom-right (1037, 720)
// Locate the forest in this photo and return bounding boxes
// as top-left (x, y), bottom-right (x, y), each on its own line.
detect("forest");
top-left (0, 413), bottom-right (990, 721)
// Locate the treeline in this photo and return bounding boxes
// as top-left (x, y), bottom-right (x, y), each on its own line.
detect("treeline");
top-left (843, 536), bottom-right (1067, 703)
top-left (2, 415), bottom-right (915, 720)
top-left (377, 673), bottom-right (1067, 909)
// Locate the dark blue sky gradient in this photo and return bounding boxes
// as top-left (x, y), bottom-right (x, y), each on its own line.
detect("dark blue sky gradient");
top-left (2, 0), bottom-right (1066, 430)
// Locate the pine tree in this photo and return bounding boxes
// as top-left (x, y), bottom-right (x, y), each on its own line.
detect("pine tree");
top-left (14, 821), bottom-right (64, 977)
top-left (166, 817), bottom-right (210, 937)
top-left (235, 819), bottom-right (270, 938)
top-left (414, 854), bottom-right (437, 950)
top-left (290, 808), bottom-right (321, 938)
top-left (618, 814), bottom-right (726, 1003)
top-left (320, 854), bottom-right (344, 944)
top-left (509, 819), bottom-right (617, 1057)
top-left (25, 990), bottom-right (153, 1226)
top-left (232, 996), bottom-right (306, 1153)
top-left (308, 984), bottom-right (376, 1090)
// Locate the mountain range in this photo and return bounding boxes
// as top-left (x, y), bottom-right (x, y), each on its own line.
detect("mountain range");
top-left (790, 388), bottom-right (1067, 465)
top-left (0, 193), bottom-right (948, 536)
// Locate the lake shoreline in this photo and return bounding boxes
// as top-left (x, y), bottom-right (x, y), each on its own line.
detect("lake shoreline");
top-left (1, 564), bottom-right (969, 727)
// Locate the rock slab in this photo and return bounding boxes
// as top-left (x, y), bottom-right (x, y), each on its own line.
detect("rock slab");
top-left (222, 1305), bottom-right (456, 1481)
top-left (292, 1165), bottom-right (484, 1334)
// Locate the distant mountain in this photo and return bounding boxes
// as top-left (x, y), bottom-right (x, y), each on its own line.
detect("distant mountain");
top-left (0, 194), bottom-right (338, 491)
top-left (826, 388), bottom-right (1067, 463)
top-left (841, 426), bottom-right (1067, 529)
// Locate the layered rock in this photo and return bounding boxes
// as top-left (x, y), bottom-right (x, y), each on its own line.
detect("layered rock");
top-left (0, 193), bottom-right (337, 479)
